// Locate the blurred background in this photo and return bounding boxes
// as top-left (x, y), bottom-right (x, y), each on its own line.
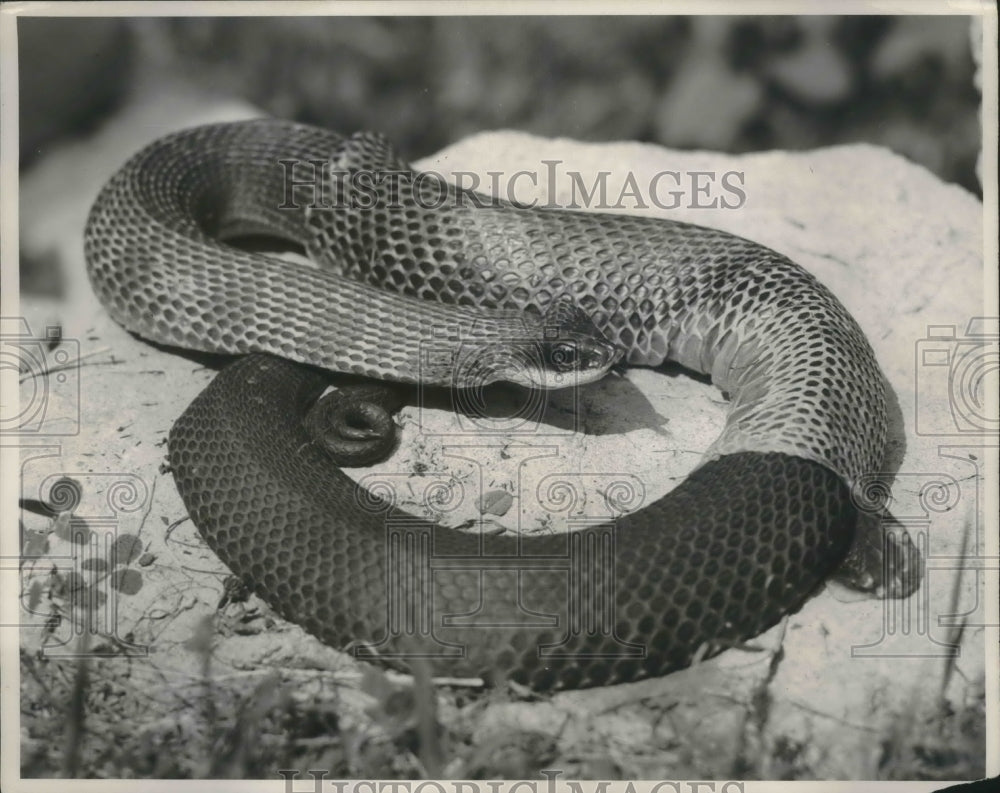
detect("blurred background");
top-left (20, 15), bottom-right (981, 192)
top-left (17, 15), bottom-right (983, 297)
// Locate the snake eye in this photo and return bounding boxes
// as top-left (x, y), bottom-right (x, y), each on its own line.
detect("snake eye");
top-left (548, 342), bottom-right (578, 371)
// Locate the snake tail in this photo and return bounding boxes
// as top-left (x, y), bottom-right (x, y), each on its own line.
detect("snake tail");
top-left (169, 354), bottom-right (859, 691)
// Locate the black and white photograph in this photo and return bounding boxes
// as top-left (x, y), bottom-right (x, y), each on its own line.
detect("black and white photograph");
top-left (1, 2), bottom-right (996, 789)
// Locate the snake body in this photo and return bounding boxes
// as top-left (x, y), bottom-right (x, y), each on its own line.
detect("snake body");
top-left (86, 119), bottom-right (889, 690)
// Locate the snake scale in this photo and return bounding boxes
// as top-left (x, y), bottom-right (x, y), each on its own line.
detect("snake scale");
top-left (86, 119), bottom-right (891, 691)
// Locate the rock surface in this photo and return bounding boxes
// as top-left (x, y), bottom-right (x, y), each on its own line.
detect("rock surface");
top-left (16, 80), bottom-right (988, 779)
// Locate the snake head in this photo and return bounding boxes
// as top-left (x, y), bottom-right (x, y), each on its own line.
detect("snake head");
top-left (505, 298), bottom-right (623, 390)
top-left (434, 298), bottom-right (621, 391)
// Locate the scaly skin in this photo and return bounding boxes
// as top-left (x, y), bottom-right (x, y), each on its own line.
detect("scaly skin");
top-left (87, 119), bottom-right (895, 690)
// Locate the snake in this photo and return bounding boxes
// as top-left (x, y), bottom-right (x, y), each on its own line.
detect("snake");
top-left (85, 118), bottom-right (905, 691)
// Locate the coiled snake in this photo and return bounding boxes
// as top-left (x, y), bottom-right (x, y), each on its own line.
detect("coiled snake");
top-left (86, 119), bottom-right (907, 691)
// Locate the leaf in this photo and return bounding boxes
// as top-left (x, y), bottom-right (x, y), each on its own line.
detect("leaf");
top-left (84, 585), bottom-right (108, 610)
top-left (27, 580), bottom-right (44, 612)
top-left (53, 512), bottom-right (91, 544)
top-left (58, 571), bottom-right (86, 595)
top-left (21, 525), bottom-right (49, 560)
top-left (109, 568), bottom-right (142, 595)
top-left (479, 489), bottom-right (513, 516)
top-left (109, 533), bottom-right (143, 566)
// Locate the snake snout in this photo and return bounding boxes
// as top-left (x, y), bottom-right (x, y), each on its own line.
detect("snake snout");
top-left (503, 335), bottom-right (621, 390)
top-left (466, 337), bottom-right (619, 391)
top-left (524, 296), bottom-right (625, 388)
top-left (551, 334), bottom-right (622, 374)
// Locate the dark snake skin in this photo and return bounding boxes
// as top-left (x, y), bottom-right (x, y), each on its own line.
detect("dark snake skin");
top-left (168, 355), bottom-right (858, 689)
top-left (85, 119), bottom-right (896, 690)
